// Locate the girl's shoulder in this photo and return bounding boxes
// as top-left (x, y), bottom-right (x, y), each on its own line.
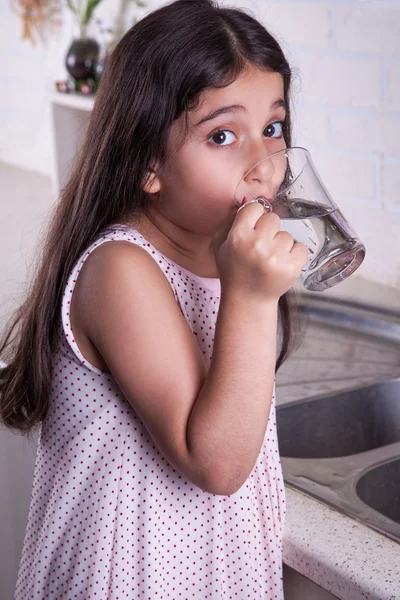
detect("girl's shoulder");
top-left (80, 223), bottom-right (221, 297)
top-left (64, 223), bottom-right (186, 374)
top-left (70, 223), bottom-right (192, 303)
top-left (89, 223), bottom-right (180, 293)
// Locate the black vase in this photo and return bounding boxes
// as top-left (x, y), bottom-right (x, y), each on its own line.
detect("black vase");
top-left (65, 38), bottom-right (100, 81)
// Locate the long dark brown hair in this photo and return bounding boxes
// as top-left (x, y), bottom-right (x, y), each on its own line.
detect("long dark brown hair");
top-left (0, 0), bottom-right (302, 433)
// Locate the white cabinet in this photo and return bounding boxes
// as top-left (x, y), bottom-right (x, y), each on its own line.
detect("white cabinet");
top-left (50, 92), bottom-right (95, 193)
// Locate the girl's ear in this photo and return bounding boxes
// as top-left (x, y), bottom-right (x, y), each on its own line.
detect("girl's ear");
top-left (143, 169), bottom-right (161, 195)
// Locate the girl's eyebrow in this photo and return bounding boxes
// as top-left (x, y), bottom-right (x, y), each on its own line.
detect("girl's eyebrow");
top-left (195, 105), bottom-right (245, 126)
top-left (194, 98), bottom-right (287, 127)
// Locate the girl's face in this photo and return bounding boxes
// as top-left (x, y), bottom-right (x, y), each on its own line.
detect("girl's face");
top-left (148, 66), bottom-right (287, 236)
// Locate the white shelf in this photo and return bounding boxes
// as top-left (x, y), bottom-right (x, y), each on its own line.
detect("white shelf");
top-left (50, 91), bottom-right (95, 112)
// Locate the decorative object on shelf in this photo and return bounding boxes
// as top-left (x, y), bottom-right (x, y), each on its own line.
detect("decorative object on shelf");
top-left (65, 0), bottom-right (104, 85)
top-left (65, 37), bottom-right (99, 82)
top-left (11, 0), bottom-right (62, 45)
top-left (55, 78), bottom-right (95, 94)
top-left (55, 79), bottom-right (74, 93)
top-left (57, 0), bottom-right (148, 97)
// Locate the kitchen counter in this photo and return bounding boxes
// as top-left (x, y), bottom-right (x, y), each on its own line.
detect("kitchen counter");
top-left (283, 487), bottom-right (400, 600)
top-left (277, 276), bottom-right (400, 599)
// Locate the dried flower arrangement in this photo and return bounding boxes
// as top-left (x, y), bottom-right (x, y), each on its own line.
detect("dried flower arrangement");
top-left (11, 0), bottom-right (62, 45)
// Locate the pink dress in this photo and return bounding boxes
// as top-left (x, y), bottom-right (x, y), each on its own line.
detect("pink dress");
top-left (15, 224), bottom-right (286, 600)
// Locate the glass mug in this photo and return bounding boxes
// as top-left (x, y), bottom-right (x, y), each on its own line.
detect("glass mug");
top-left (235, 147), bottom-right (366, 292)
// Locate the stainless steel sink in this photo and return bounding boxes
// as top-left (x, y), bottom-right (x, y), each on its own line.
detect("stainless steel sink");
top-left (278, 379), bottom-right (400, 459)
top-left (277, 378), bottom-right (400, 542)
top-left (276, 296), bottom-right (400, 543)
top-left (356, 458), bottom-right (400, 524)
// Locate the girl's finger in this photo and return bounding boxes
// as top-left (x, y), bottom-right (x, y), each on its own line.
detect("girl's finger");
top-left (234, 198), bottom-right (271, 231)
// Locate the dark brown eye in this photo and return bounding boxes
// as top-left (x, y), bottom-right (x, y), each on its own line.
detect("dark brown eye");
top-left (264, 122), bottom-right (283, 138)
top-left (212, 132), bottom-right (227, 144)
top-left (209, 130), bottom-right (236, 146)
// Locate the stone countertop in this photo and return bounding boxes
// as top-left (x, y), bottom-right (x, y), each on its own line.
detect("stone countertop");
top-left (283, 487), bottom-right (400, 600)
top-left (276, 276), bottom-right (400, 599)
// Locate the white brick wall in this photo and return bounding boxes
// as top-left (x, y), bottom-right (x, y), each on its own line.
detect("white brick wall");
top-left (261, 3), bottom-right (332, 50)
top-left (0, 0), bottom-right (399, 288)
top-left (386, 61), bottom-right (400, 111)
top-left (299, 53), bottom-right (381, 109)
top-left (333, 3), bottom-right (400, 56)
top-left (383, 160), bottom-right (400, 207)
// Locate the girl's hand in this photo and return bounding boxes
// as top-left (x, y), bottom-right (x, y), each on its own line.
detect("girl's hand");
top-left (214, 201), bottom-right (309, 302)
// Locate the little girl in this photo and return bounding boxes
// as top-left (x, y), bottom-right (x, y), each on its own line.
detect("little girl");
top-left (1, 0), bottom-right (308, 598)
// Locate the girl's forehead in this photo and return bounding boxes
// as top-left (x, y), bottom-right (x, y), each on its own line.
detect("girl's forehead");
top-left (192, 68), bottom-right (285, 120)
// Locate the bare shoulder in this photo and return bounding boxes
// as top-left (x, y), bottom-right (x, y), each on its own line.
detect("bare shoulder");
top-left (70, 240), bottom-right (175, 371)
top-left (79, 239), bottom-right (175, 297)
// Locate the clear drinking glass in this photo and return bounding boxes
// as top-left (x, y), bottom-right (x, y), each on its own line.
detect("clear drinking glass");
top-left (234, 147), bottom-right (366, 292)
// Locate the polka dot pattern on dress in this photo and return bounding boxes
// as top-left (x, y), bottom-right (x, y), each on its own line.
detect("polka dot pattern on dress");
top-left (15, 224), bottom-right (286, 599)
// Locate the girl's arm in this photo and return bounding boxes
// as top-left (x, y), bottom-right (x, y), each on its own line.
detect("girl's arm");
top-left (74, 241), bottom-right (277, 496)
top-left (187, 289), bottom-right (278, 495)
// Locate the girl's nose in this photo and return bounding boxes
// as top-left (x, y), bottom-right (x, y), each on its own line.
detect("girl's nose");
top-left (242, 156), bottom-right (276, 199)
top-left (245, 156), bottom-right (275, 184)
